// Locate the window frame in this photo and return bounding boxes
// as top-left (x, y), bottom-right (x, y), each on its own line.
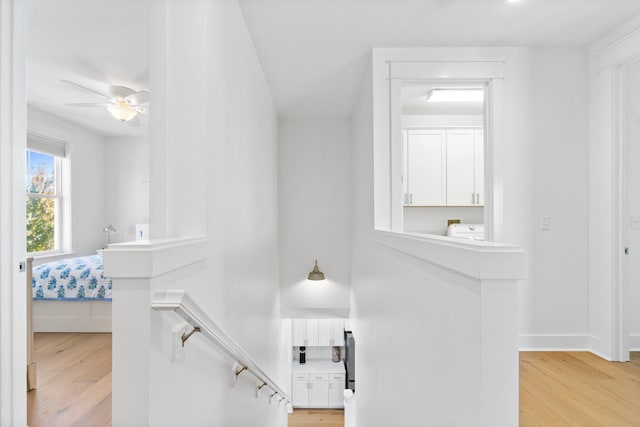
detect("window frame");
top-left (372, 49), bottom-right (506, 243)
top-left (25, 133), bottom-right (70, 258)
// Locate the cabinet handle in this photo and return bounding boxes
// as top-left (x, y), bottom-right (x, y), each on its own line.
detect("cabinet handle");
top-left (476, 193), bottom-right (480, 204)
top-left (409, 193), bottom-right (413, 204)
top-left (471, 193), bottom-right (475, 204)
top-left (304, 339), bottom-right (307, 346)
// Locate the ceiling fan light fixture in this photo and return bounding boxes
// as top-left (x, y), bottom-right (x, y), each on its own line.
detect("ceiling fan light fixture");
top-left (107, 102), bottom-right (138, 122)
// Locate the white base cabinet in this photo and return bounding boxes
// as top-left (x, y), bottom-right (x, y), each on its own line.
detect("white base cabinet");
top-left (292, 372), bottom-right (345, 408)
top-left (329, 374), bottom-right (345, 407)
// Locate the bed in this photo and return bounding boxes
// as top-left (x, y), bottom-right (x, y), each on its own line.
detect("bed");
top-left (30, 254), bottom-right (112, 333)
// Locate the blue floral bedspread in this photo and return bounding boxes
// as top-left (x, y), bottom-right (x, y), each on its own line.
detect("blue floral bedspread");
top-left (32, 255), bottom-right (112, 301)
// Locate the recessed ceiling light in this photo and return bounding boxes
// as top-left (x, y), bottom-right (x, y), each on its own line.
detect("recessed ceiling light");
top-left (426, 89), bottom-right (484, 103)
top-left (507, 0), bottom-right (522, 3)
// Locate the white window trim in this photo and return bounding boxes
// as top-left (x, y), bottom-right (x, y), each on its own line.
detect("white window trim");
top-left (372, 48), bottom-right (508, 243)
top-left (26, 133), bottom-right (71, 257)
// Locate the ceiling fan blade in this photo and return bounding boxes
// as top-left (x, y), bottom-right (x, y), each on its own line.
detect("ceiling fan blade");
top-left (60, 80), bottom-right (110, 100)
top-left (125, 91), bottom-right (149, 106)
top-left (109, 85), bottom-right (135, 100)
top-left (126, 115), bottom-right (141, 127)
top-left (65, 102), bottom-right (112, 108)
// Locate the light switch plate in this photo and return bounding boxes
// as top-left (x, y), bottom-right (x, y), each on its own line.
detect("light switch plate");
top-left (631, 216), bottom-right (640, 230)
top-left (541, 216), bottom-right (551, 231)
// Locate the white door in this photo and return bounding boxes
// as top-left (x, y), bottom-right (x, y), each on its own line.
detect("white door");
top-left (446, 129), bottom-right (475, 205)
top-left (0, 5), bottom-right (27, 424)
top-left (406, 129), bottom-right (447, 206)
top-left (623, 58), bottom-right (640, 356)
top-left (474, 129), bottom-right (484, 205)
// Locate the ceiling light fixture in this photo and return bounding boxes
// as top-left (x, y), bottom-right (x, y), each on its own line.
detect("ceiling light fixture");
top-left (426, 89), bottom-right (484, 103)
top-left (307, 260), bottom-right (325, 281)
top-left (107, 100), bottom-right (138, 122)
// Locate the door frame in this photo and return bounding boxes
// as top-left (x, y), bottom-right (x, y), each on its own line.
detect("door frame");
top-left (0, 0), bottom-right (27, 424)
top-left (592, 26), bottom-right (640, 361)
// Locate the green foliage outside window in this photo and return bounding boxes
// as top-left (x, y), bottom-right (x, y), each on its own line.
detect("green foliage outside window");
top-left (26, 152), bottom-right (56, 253)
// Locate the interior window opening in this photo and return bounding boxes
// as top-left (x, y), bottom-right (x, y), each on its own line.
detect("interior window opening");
top-left (396, 82), bottom-right (486, 241)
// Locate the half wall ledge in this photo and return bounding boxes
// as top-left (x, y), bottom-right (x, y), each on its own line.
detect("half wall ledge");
top-left (375, 230), bottom-right (527, 281)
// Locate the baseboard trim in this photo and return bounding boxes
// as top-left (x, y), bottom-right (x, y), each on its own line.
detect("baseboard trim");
top-left (519, 334), bottom-right (589, 351)
top-left (630, 334), bottom-right (640, 351)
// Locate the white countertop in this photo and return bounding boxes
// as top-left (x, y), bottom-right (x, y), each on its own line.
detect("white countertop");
top-left (292, 359), bottom-right (345, 374)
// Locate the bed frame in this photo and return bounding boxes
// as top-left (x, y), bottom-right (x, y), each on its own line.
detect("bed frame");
top-left (33, 300), bottom-right (112, 332)
top-left (28, 258), bottom-right (112, 334)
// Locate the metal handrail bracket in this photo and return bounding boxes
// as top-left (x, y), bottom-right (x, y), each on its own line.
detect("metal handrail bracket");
top-left (151, 289), bottom-right (291, 409)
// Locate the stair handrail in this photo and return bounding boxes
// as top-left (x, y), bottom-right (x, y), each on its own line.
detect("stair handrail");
top-left (151, 289), bottom-right (291, 408)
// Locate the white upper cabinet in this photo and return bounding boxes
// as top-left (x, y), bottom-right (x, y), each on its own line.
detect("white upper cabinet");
top-left (404, 128), bottom-right (484, 207)
top-left (405, 129), bottom-right (447, 206)
top-left (446, 129), bottom-right (475, 205)
top-left (292, 319), bottom-right (306, 346)
top-left (293, 319), bottom-right (345, 347)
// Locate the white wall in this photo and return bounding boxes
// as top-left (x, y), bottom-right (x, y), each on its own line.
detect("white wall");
top-left (623, 58), bottom-right (640, 348)
top-left (350, 62), bottom-right (484, 427)
top-left (103, 136), bottom-right (149, 243)
top-left (27, 106), bottom-right (106, 258)
top-left (403, 206), bottom-right (484, 235)
top-left (349, 46), bottom-right (590, 425)
top-left (521, 48), bottom-right (589, 349)
top-left (143, 0), bottom-right (288, 426)
top-left (279, 119), bottom-right (352, 317)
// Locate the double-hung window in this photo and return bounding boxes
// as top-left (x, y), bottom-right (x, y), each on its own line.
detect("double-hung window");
top-left (26, 134), bottom-right (67, 256)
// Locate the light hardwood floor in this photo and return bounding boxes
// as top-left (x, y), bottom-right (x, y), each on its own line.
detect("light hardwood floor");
top-left (28, 333), bottom-right (112, 427)
top-left (520, 351), bottom-right (640, 426)
top-left (27, 334), bottom-right (640, 427)
top-left (288, 409), bottom-right (345, 427)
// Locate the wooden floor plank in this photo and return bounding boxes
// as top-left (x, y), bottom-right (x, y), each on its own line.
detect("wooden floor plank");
top-left (27, 334), bottom-right (640, 427)
top-left (520, 351), bottom-right (640, 427)
top-left (28, 333), bottom-right (112, 427)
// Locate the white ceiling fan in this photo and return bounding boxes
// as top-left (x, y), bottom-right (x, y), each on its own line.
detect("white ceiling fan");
top-left (61, 79), bottom-right (149, 126)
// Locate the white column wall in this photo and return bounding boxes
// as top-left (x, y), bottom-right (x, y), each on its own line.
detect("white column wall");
top-left (520, 48), bottom-right (590, 349)
top-left (104, 136), bottom-right (149, 244)
top-left (278, 119), bottom-right (352, 317)
top-left (350, 62), bottom-right (523, 426)
top-left (109, 0), bottom-right (288, 425)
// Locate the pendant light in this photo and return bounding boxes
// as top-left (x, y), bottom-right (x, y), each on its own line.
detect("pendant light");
top-left (307, 259), bottom-right (325, 281)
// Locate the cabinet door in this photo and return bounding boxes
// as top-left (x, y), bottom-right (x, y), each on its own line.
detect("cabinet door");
top-left (292, 381), bottom-right (309, 407)
top-left (309, 381), bottom-right (329, 407)
top-left (331, 319), bottom-right (344, 347)
top-left (305, 319), bottom-right (319, 346)
top-left (406, 130), bottom-right (446, 206)
top-left (329, 380), bottom-right (344, 407)
top-left (446, 129), bottom-right (475, 205)
top-left (474, 129), bottom-right (484, 205)
top-left (317, 320), bottom-right (332, 346)
top-left (292, 319), bottom-right (306, 346)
